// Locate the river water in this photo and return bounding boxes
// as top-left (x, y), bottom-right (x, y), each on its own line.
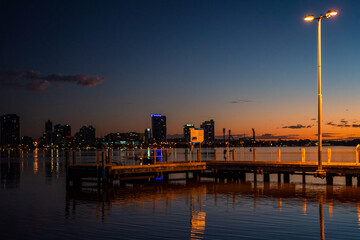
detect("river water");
top-left (1, 147), bottom-right (360, 239)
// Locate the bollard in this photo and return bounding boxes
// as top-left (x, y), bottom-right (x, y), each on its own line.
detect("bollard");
top-left (197, 149), bottom-right (201, 162)
top-left (277, 149), bottom-right (281, 162)
top-left (214, 149), bottom-right (217, 161)
top-left (232, 149), bottom-right (235, 161)
top-left (253, 149), bottom-right (257, 162)
top-left (185, 149), bottom-right (189, 162)
top-left (328, 148), bottom-right (331, 163)
top-left (72, 151), bottom-right (76, 165)
top-left (301, 148), bottom-right (306, 163)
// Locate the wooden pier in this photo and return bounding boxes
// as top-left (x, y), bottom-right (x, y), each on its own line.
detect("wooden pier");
top-left (66, 148), bottom-right (360, 187)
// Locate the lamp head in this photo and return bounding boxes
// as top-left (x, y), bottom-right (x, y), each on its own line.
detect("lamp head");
top-left (304, 15), bottom-right (315, 21)
top-left (326, 10), bottom-right (338, 18)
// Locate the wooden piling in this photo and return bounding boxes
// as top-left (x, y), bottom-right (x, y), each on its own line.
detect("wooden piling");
top-left (185, 149), bottom-right (189, 162)
top-left (328, 148), bottom-right (331, 163)
top-left (346, 175), bottom-right (352, 186)
top-left (197, 149), bottom-right (201, 162)
top-left (253, 172), bottom-right (257, 182)
top-left (302, 172), bottom-right (306, 184)
top-left (278, 173), bottom-right (281, 183)
top-left (263, 173), bottom-right (270, 182)
top-left (108, 150), bottom-right (112, 164)
top-left (284, 173), bottom-right (290, 183)
top-left (232, 149), bottom-right (235, 161)
top-left (357, 176), bottom-right (360, 186)
top-left (357, 149), bottom-right (359, 164)
top-left (326, 174), bottom-right (333, 185)
top-left (214, 149), bottom-right (217, 161)
top-left (253, 149), bottom-right (257, 162)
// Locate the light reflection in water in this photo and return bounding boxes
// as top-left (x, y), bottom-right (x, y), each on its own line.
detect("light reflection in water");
top-left (33, 149), bottom-right (38, 174)
top-left (190, 211), bottom-right (206, 240)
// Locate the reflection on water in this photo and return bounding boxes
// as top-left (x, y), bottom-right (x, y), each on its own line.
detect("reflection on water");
top-left (3, 149), bottom-right (360, 239)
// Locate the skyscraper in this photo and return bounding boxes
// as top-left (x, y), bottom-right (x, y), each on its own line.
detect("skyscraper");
top-left (144, 128), bottom-right (151, 145)
top-left (75, 125), bottom-right (95, 147)
top-left (200, 119), bottom-right (215, 143)
top-left (45, 120), bottom-right (53, 145)
top-left (54, 124), bottom-right (71, 147)
top-left (1, 114), bottom-right (20, 148)
top-left (151, 114), bottom-right (166, 143)
top-left (183, 123), bottom-right (194, 142)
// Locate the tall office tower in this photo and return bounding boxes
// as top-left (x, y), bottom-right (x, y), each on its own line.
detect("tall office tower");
top-left (151, 114), bottom-right (166, 143)
top-left (144, 128), bottom-right (151, 145)
top-left (45, 120), bottom-right (53, 145)
top-left (76, 125), bottom-right (95, 147)
top-left (1, 114), bottom-right (20, 148)
top-left (183, 124), bottom-right (194, 142)
top-left (200, 119), bottom-right (215, 143)
top-left (54, 124), bottom-right (71, 147)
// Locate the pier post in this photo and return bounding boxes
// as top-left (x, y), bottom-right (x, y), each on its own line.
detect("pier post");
top-left (327, 148), bottom-right (331, 163)
top-left (140, 149), bottom-right (143, 165)
top-left (346, 175), bottom-right (352, 186)
top-left (197, 149), bottom-right (201, 162)
top-left (254, 172), bottom-right (257, 182)
top-left (240, 172), bottom-right (246, 182)
top-left (284, 173), bottom-right (290, 183)
top-left (356, 149), bottom-right (359, 164)
top-left (72, 151), bottom-right (76, 165)
top-left (96, 150), bottom-right (100, 166)
top-left (278, 173), bottom-right (281, 183)
top-left (154, 149), bottom-right (157, 164)
top-left (302, 172), bottom-right (306, 184)
top-left (132, 149), bottom-right (135, 165)
top-left (357, 176), bottom-right (360, 186)
top-left (108, 149), bottom-right (112, 164)
top-left (326, 174), bottom-right (333, 185)
top-left (301, 148), bottom-right (306, 163)
top-left (253, 149), bottom-right (257, 162)
top-left (166, 149), bottom-right (169, 162)
top-left (232, 149), bottom-right (235, 161)
top-left (277, 149), bottom-right (281, 162)
top-left (65, 150), bottom-right (70, 168)
top-left (185, 149), bottom-right (189, 162)
top-left (214, 149), bottom-right (217, 161)
top-left (263, 173), bottom-right (270, 182)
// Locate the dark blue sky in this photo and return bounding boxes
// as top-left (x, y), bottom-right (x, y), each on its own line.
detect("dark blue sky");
top-left (1, 0), bottom-right (360, 139)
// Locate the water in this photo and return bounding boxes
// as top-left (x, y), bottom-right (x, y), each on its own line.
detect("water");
top-left (1, 147), bottom-right (360, 239)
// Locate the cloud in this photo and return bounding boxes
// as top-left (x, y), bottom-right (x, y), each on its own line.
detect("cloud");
top-left (228, 99), bottom-right (253, 104)
top-left (326, 121), bottom-right (351, 128)
top-left (0, 70), bottom-right (106, 91)
top-left (257, 133), bottom-right (299, 140)
top-left (282, 124), bottom-right (312, 129)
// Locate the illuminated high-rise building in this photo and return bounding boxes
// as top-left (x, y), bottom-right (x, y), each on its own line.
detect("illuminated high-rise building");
top-left (144, 128), bottom-right (151, 145)
top-left (45, 119), bottom-right (53, 145)
top-left (54, 124), bottom-right (71, 147)
top-left (75, 125), bottom-right (95, 147)
top-left (1, 114), bottom-right (20, 148)
top-left (151, 114), bottom-right (166, 143)
top-left (183, 123), bottom-right (194, 142)
top-left (200, 119), bottom-right (215, 143)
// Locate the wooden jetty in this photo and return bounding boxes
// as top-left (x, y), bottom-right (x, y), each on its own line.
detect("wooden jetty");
top-left (66, 148), bottom-right (360, 187)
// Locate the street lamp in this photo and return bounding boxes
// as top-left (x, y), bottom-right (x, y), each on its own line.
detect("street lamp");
top-left (304, 10), bottom-right (338, 176)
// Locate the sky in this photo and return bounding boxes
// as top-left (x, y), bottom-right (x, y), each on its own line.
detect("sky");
top-left (1, 0), bottom-right (360, 140)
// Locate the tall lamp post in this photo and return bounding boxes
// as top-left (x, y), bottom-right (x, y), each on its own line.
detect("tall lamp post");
top-left (304, 10), bottom-right (337, 176)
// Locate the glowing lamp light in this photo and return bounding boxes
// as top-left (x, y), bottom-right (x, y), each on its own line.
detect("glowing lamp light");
top-left (304, 15), bottom-right (315, 21)
top-left (326, 10), bottom-right (338, 17)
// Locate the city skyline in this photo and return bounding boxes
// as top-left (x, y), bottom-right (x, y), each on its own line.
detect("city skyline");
top-left (2, 1), bottom-right (360, 140)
